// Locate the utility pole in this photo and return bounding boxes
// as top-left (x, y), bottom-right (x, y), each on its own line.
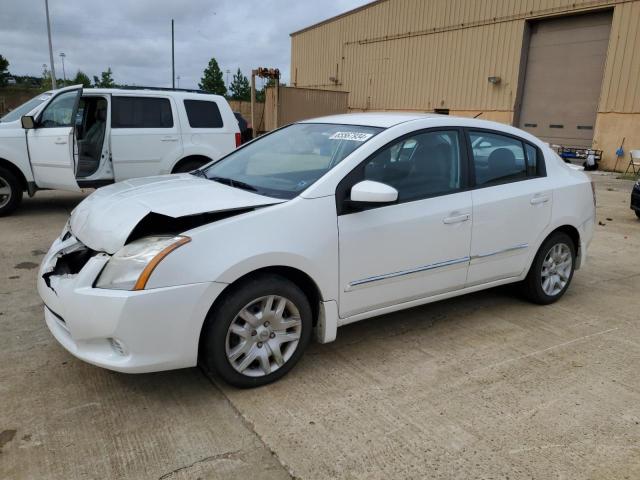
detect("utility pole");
top-left (171, 19), bottom-right (175, 89)
top-left (44, 0), bottom-right (57, 89)
top-left (226, 69), bottom-right (230, 88)
top-left (59, 52), bottom-right (66, 83)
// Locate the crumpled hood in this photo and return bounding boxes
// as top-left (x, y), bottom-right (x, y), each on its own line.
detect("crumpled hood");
top-left (70, 174), bottom-right (284, 253)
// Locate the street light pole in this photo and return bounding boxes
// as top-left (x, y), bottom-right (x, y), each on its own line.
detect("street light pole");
top-left (44, 0), bottom-right (57, 89)
top-left (59, 52), bottom-right (66, 83)
top-left (171, 19), bottom-right (175, 89)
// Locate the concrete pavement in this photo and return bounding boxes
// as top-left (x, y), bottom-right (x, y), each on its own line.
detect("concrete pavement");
top-left (1, 174), bottom-right (639, 479)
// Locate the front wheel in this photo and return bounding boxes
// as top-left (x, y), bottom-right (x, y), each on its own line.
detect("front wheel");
top-left (0, 167), bottom-right (23, 217)
top-left (521, 232), bottom-right (576, 305)
top-left (200, 274), bottom-right (312, 388)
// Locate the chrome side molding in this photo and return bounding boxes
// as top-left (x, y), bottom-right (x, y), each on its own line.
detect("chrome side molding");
top-left (346, 256), bottom-right (470, 291)
top-left (471, 243), bottom-right (528, 260)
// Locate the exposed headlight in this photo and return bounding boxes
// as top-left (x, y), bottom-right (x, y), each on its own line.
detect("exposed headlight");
top-left (95, 235), bottom-right (190, 290)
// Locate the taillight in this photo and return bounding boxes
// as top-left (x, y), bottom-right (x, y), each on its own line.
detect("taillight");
top-left (235, 132), bottom-right (241, 147)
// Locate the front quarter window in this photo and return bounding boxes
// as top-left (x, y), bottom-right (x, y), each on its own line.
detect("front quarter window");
top-left (202, 123), bottom-right (382, 199)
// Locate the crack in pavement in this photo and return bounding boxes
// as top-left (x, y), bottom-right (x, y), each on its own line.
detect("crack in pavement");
top-left (201, 370), bottom-right (297, 480)
top-left (157, 448), bottom-right (244, 480)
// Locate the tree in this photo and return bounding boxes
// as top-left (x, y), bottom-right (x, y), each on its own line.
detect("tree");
top-left (198, 58), bottom-right (226, 95)
top-left (93, 68), bottom-right (115, 88)
top-left (73, 70), bottom-right (92, 88)
top-left (255, 78), bottom-right (286, 102)
top-left (229, 68), bottom-right (250, 101)
top-left (0, 54), bottom-right (9, 87)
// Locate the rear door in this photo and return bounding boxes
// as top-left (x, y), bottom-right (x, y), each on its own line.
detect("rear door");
top-left (467, 129), bottom-right (552, 285)
top-left (110, 95), bottom-right (183, 181)
top-left (26, 88), bottom-right (82, 190)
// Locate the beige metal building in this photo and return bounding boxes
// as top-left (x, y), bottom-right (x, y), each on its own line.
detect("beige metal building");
top-left (290, 0), bottom-right (640, 171)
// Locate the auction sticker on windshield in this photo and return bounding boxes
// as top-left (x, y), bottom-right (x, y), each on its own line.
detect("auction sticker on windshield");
top-left (329, 131), bottom-right (374, 142)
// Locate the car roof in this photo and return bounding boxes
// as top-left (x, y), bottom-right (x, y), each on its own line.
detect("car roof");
top-left (301, 112), bottom-right (442, 128)
top-left (299, 112), bottom-right (550, 148)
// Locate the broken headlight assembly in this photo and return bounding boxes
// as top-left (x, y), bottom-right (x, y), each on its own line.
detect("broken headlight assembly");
top-left (95, 235), bottom-right (190, 291)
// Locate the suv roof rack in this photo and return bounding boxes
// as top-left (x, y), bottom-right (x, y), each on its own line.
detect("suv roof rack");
top-left (114, 86), bottom-right (209, 94)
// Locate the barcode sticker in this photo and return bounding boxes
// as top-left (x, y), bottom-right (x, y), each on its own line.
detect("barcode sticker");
top-left (328, 132), bottom-right (374, 142)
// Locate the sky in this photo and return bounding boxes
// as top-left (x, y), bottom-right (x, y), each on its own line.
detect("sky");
top-left (0, 0), bottom-right (370, 90)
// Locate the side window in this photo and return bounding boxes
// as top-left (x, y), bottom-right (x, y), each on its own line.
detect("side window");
top-left (184, 100), bottom-right (223, 128)
top-left (469, 131), bottom-right (527, 185)
top-left (363, 130), bottom-right (462, 202)
top-left (111, 97), bottom-right (173, 128)
top-left (525, 143), bottom-right (544, 177)
top-left (38, 91), bottom-right (77, 128)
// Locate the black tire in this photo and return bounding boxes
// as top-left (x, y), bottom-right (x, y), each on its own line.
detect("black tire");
top-left (635, 210), bottom-right (640, 220)
top-left (0, 166), bottom-right (23, 217)
top-left (521, 232), bottom-right (576, 305)
top-left (200, 274), bottom-right (313, 388)
top-left (173, 159), bottom-right (207, 174)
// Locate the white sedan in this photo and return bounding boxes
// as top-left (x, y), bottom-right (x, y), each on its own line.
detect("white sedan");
top-left (38, 113), bottom-right (595, 387)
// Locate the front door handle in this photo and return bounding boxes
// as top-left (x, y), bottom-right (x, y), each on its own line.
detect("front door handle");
top-left (530, 194), bottom-right (550, 205)
top-left (161, 136), bottom-right (178, 142)
top-left (443, 213), bottom-right (470, 224)
top-left (54, 138), bottom-right (67, 145)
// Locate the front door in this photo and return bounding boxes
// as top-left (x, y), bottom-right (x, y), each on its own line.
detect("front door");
top-left (27, 88), bottom-right (82, 190)
top-left (337, 129), bottom-right (472, 318)
top-left (466, 129), bottom-right (552, 285)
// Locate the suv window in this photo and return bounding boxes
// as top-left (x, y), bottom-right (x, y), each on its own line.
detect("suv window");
top-left (112, 96), bottom-right (173, 128)
top-left (38, 91), bottom-right (77, 128)
top-left (469, 131), bottom-right (527, 185)
top-left (184, 100), bottom-right (223, 128)
top-left (363, 130), bottom-right (462, 202)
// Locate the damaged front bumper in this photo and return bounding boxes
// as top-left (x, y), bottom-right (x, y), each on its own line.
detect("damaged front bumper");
top-left (38, 233), bottom-right (226, 373)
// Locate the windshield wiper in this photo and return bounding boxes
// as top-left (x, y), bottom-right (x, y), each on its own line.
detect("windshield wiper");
top-left (210, 176), bottom-right (258, 192)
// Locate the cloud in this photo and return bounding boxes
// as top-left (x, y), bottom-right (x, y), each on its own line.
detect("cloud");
top-left (1, 0), bottom-right (370, 89)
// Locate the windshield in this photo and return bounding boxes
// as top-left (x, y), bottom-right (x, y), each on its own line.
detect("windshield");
top-left (0, 93), bottom-right (53, 123)
top-left (201, 123), bottom-right (383, 199)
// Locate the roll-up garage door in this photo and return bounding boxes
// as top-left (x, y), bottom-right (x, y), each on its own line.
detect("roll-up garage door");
top-left (517, 11), bottom-right (612, 147)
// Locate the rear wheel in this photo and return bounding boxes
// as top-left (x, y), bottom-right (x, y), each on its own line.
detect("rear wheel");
top-left (173, 158), bottom-right (208, 174)
top-left (200, 274), bottom-right (312, 388)
top-left (0, 167), bottom-right (23, 217)
top-left (521, 232), bottom-right (576, 304)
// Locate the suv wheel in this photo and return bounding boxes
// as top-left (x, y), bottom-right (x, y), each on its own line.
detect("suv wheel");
top-left (0, 167), bottom-right (23, 217)
top-left (521, 232), bottom-right (576, 305)
top-left (200, 274), bottom-right (312, 388)
top-left (173, 159), bottom-right (207, 174)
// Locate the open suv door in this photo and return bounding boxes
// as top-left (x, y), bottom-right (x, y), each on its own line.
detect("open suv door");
top-left (23, 85), bottom-right (82, 191)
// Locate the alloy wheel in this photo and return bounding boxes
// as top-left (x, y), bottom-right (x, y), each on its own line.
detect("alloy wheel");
top-left (0, 176), bottom-right (11, 209)
top-left (225, 295), bottom-right (302, 377)
top-left (541, 243), bottom-right (573, 296)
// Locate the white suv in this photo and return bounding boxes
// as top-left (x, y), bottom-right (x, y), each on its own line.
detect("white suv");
top-left (0, 85), bottom-right (240, 215)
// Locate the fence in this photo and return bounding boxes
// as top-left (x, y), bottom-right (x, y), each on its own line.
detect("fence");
top-left (264, 86), bottom-right (349, 131)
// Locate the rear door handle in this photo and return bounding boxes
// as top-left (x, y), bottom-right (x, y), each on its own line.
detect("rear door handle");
top-left (530, 194), bottom-right (550, 205)
top-left (443, 213), bottom-right (470, 224)
top-left (54, 138), bottom-right (67, 145)
top-left (161, 136), bottom-right (178, 142)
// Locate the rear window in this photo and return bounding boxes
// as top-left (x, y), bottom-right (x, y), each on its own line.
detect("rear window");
top-left (184, 100), bottom-right (223, 128)
top-left (111, 96), bottom-right (173, 128)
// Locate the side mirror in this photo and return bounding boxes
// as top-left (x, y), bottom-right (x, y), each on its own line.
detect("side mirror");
top-left (349, 180), bottom-right (398, 206)
top-left (21, 116), bottom-right (35, 130)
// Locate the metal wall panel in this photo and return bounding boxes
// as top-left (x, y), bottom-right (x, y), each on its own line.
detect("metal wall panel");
top-left (291, 0), bottom-right (639, 113)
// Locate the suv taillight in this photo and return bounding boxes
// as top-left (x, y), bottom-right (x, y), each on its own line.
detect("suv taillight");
top-left (235, 132), bottom-right (241, 147)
